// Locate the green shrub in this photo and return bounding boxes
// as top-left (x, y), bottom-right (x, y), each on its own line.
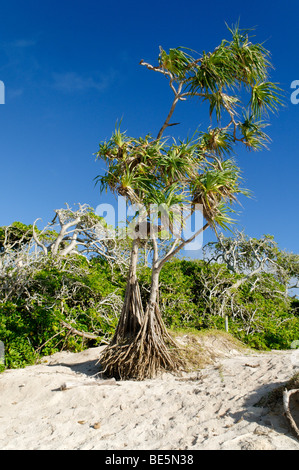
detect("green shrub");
top-left (0, 256), bottom-right (125, 370)
top-left (155, 258), bottom-right (299, 351)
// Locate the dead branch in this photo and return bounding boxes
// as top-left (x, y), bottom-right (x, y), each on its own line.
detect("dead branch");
top-left (59, 378), bottom-right (118, 390)
top-left (29, 204), bottom-right (132, 272)
top-left (60, 320), bottom-right (99, 340)
top-left (283, 388), bottom-right (299, 440)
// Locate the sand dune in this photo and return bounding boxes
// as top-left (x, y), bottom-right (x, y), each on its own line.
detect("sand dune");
top-left (1, 333), bottom-right (299, 450)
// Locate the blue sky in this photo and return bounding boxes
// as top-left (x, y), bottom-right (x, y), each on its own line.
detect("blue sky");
top-left (0, 0), bottom-right (298, 256)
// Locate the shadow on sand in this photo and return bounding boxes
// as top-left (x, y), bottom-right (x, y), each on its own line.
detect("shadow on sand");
top-left (229, 378), bottom-right (299, 445)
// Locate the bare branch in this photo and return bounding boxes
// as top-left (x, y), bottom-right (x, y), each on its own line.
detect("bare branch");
top-left (32, 219), bottom-right (48, 255)
top-left (60, 320), bottom-right (99, 340)
top-left (158, 222), bottom-right (209, 270)
top-left (283, 388), bottom-right (299, 440)
top-left (139, 59), bottom-right (172, 78)
top-left (157, 82), bottom-right (183, 140)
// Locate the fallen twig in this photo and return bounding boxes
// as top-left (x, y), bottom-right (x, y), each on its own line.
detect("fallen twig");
top-left (59, 378), bottom-right (118, 391)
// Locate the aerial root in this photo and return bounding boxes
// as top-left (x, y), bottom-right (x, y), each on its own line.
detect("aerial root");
top-left (99, 305), bottom-right (185, 381)
top-left (99, 337), bottom-right (184, 381)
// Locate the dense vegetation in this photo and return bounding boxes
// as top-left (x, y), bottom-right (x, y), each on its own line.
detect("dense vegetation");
top-left (1, 219), bottom-right (298, 372)
top-left (0, 255), bottom-right (124, 371)
top-left (157, 259), bottom-right (299, 350)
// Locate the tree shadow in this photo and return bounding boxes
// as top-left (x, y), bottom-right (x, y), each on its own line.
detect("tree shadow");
top-left (47, 357), bottom-right (101, 377)
top-left (229, 379), bottom-right (299, 444)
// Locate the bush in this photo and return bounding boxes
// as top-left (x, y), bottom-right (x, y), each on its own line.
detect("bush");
top-left (154, 258), bottom-right (299, 351)
top-left (0, 256), bottom-right (125, 370)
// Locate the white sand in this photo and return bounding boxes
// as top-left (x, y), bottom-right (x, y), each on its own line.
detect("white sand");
top-left (1, 334), bottom-right (299, 450)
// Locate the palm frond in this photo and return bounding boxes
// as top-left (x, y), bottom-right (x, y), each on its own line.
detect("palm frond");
top-left (238, 111), bottom-right (271, 150)
top-left (250, 81), bottom-right (284, 118)
top-left (199, 128), bottom-right (234, 157)
top-left (190, 158), bottom-right (248, 229)
top-left (158, 47), bottom-right (196, 79)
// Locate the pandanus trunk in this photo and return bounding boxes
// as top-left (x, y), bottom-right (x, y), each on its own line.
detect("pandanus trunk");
top-left (112, 238), bottom-right (144, 344)
top-left (99, 257), bottom-right (184, 380)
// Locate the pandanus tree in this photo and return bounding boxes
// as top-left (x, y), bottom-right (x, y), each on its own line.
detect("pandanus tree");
top-left (95, 24), bottom-right (283, 380)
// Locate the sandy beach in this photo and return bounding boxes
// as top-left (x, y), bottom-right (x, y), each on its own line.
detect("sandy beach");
top-left (1, 333), bottom-right (299, 450)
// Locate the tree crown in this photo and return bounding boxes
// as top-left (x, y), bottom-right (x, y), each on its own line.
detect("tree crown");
top-left (95, 24), bottom-right (283, 236)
